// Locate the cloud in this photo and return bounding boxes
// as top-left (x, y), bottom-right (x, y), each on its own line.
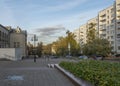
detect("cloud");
top-left (35, 25), bottom-right (66, 36)
top-left (39, 0), bottom-right (88, 13)
top-left (4, 0), bottom-right (88, 13)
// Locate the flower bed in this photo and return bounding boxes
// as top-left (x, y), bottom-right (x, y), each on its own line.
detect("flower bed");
top-left (59, 60), bottom-right (120, 86)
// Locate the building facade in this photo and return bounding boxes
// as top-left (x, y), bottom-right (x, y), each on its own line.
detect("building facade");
top-left (0, 24), bottom-right (9, 48)
top-left (0, 24), bottom-right (27, 58)
top-left (73, 29), bottom-right (80, 43)
top-left (9, 27), bottom-right (27, 56)
top-left (79, 24), bottom-right (87, 46)
top-left (73, 0), bottom-right (120, 54)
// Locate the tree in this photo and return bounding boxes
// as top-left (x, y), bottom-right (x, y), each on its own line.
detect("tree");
top-left (54, 30), bottom-right (80, 56)
top-left (66, 31), bottom-right (80, 56)
top-left (82, 23), bottom-right (111, 56)
top-left (42, 44), bottom-right (52, 55)
top-left (37, 42), bottom-right (43, 57)
top-left (27, 42), bottom-right (34, 55)
top-left (83, 38), bottom-right (111, 56)
top-left (86, 23), bottom-right (96, 43)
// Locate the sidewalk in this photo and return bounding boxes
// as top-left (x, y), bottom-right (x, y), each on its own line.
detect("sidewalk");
top-left (0, 58), bottom-right (75, 86)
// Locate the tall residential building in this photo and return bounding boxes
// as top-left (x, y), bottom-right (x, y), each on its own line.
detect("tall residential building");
top-left (87, 17), bottom-right (98, 33)
top-left (98, 5), bottom-right (116, 52)
top-left (73, 29), bottom-right (80, 44)
top-left (73, 0), bottom-right (120, 54)
top-left (115, 0), bottom-right (120, 53)
top-left (74, 24), bottom-right (87, 45)
top-left (79, 24), bottom-right (87, 45)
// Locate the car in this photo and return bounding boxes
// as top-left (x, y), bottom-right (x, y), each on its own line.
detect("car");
top-left (50, 55), bottom-right (58, 59)
top-left (115, 54), bottom-right (120, 57)
top-left (92, 55), bottom-right (104, 60)
top-left (66, 55), bottom-right (72, 58)
top-left (79, 55), bottom-right (88, 59)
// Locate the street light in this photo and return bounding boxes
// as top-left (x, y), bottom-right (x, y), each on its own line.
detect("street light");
top-left (31, 34), bottom-right (38, 62)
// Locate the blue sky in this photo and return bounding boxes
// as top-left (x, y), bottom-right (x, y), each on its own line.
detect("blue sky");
top-left (0, 0), bottom-right (114, 44)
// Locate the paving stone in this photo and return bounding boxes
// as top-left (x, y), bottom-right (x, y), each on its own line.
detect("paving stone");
top-left (0, 58), bottom-right (75, 86)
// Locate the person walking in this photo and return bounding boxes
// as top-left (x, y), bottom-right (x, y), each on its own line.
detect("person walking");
top-left (34, 55), bottom-right (36, 62)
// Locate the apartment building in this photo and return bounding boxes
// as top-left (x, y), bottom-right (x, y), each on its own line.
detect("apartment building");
top-left (73, 0), bottom-right (120, 54)
top-left (98, 5), bottom-right (116, 52)
top-left (87, 17), bottom-right (98, 33)
top-left (73, 29), bottom-right (79, 43)
top-left (115, 0), bottom-right (120, 53)
top-left (79, 24), bottom-right (87, 45)
top-left (74, 24), bottom-right (87, 45)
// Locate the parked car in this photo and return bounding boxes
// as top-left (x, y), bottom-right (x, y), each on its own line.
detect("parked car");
top-left (79, 55), bottom-right (88, 59)
top-left (115, 54), bottom-right (120, 57)
top-left (50, 55), bottom-right (58, 59)
top-left (92, 55), bottom-right (104, 60)
top-left (66, 55), bottom-right (72, 58)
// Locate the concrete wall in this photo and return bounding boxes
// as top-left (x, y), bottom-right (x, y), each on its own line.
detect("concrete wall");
top-left (0, 48), bottom-right (22, 60)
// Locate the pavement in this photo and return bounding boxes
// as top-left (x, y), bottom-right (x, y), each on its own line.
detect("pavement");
top-left (0, 58), bottom-right (75, 86)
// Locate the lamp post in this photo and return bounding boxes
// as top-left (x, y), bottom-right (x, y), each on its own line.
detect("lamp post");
top-left (31, 34), bottom-right (38, 62)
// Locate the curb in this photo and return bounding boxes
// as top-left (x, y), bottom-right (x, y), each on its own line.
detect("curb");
top-left (55, 64), bottom-right (93, 86)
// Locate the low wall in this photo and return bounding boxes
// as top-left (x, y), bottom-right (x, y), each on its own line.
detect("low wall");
top-left (0, 48), bottom-right (22, 61)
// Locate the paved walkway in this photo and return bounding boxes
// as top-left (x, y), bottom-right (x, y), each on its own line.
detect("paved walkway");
top-left (0, 58), bottom-right (75, 86)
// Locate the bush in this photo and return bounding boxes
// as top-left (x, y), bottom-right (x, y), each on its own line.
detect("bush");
top-left (59, 60), bottom-right (120, 86)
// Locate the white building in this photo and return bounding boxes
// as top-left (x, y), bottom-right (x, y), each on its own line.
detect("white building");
top-left (73, 0), bottom-right (120, 54)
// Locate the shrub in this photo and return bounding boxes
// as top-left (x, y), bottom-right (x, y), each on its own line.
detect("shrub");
top-left (59, 60), bottom-right (120, 86)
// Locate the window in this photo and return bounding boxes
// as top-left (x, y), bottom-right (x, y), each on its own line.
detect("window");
top-left (111, 41), bottom-right (114, 44)
top-left (118, 46), bottom-right (120, 50)
top-left (111, 19), bottom-right (115, 23)
top-left (117, 34), bottom-right (120, 38)
top-left (111, 36), bottom-right (114, 39)
top-left (14, 42), bottom-right (20, 48)
top-left (111, 46), bottom-right (114, 50)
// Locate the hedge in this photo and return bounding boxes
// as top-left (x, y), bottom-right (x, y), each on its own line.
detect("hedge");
top-left (59, 60), bottom-right (120, 86)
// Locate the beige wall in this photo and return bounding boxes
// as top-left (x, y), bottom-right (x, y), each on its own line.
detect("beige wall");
top-left (73, 29), bottom-right (80, 43)
top-left (10, 33), bottom-right (27, 56)
top-left (79, 24), bottom-right (87, 45)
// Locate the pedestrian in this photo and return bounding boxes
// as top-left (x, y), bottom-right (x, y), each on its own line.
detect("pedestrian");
top-left (34, 55), bottom-right (36, 62)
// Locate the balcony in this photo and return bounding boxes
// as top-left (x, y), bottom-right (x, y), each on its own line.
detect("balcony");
top-left (117, 4), bottom-right (120, 11)
top-left (117, 25), bottom-right (120, 30)
top-left (100, 17), bottom-right (106, 22)
top-left (99, 28), bottom-right (106, 31)
top-left (100, 14), bottom-right (106, 17)
top-left (117, 13), bottom-right (120, 17)
top-left (117, 7), bottom-right (120, 11)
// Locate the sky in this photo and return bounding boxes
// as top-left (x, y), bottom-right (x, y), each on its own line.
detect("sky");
top-left (0, 0), bottom-right (114, 44)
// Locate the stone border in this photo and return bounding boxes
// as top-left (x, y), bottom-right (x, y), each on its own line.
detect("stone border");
top-left (55, 64), bottom-right (93, 86)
